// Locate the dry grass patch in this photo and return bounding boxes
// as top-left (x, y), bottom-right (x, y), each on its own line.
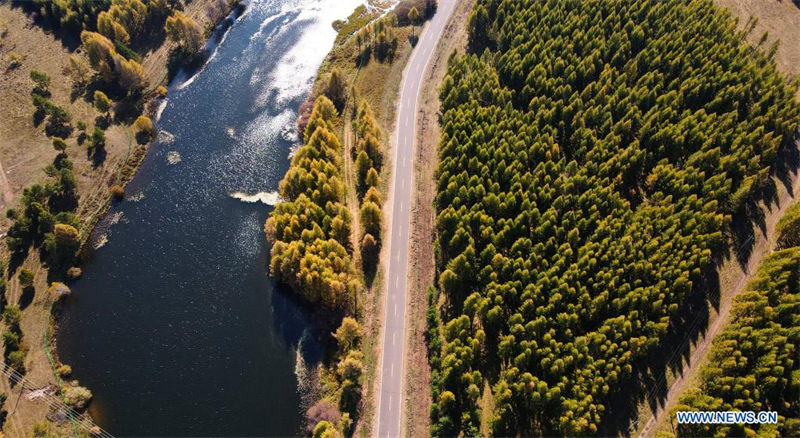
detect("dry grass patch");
top-left (0, 1), bottom-right (225, 435)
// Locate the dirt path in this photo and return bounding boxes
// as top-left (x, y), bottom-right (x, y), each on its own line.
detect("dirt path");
top-left (640, 139), bottom-right (800, 437)
top-left (0, 160), bottom-right (14, 209)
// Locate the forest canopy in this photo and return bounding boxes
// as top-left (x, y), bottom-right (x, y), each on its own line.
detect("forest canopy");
top-left (428, 0), bottom-right (800, 436)
top-left (674, 248), bottom-right (800, 437)
top-left (265, 96), bottom-right (359, 309)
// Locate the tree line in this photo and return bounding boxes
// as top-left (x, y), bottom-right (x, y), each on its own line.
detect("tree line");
top-left (353, 100), bottom-right (385, 276)
top-left (428, 0), bottom-right (800, 436)
top-left (265, 95), bottom-right (359, 310)
top-left (672, 203), bottom-right (800, 437)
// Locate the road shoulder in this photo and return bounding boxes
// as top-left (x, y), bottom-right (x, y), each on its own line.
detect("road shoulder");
top-left (404, 1), bottom-right (473, 437)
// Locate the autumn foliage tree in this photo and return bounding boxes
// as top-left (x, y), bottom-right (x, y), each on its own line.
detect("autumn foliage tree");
top-left (81, 31), bottom-right (147, 92)
top-left (353, 100), bottom-right (385, 273)
top-left (265, 96), bottom-right (358, 309)
top-left (165, 11), bottom-right (204, 55)
top-left (325, 68), bottom-right (348, 111)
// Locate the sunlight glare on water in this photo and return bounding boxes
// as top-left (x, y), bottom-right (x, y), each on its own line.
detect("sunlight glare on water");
top-left (56, 0), bottom-right (365, 436)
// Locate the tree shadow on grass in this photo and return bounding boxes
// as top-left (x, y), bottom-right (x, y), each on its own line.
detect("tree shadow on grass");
top-left (600, 135), bottom-right (800, 436)
top-left (18, 286), bottom-right (34, 311)
top-left (599, 265), bottom-right (715, 436)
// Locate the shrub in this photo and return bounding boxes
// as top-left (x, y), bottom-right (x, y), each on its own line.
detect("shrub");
top-left (18, 269), bottom-right (34, 287)
top-left (312, 421), bottom-right (340, 438)
top-left (49, 282), bottom-right (71, 299)
top-left (30, 70), bottom-right (51, 96)
top-left (2, 306), bottom-right (21, 329)
top-left (45, 224), bottom-right (80, 267)
top-left (63, 386), bottom-right (92, 410)
top-left (52, 137), bottom-right (67, 152)
top-left (66, 267), bottom-right (83, 280)
top-left (44, 105), bottom-right (72, 138)
top-left (90, 127), bottom-right (106, 151)
top-left (296, 98), bottom-right (314, 138)
top-left (56, 364), bottom-right (72, 378)
top-left (306, 400), bottom-right (340, 435)
top-left (134, 115), bottom-right (154, 143)
top-left (7, 51), bottom-right (22, 69)
top-left (2, 331), bottom-right (19, 350)
top-left (66, 54), bottom-right (93, 89)
top-left (336, 350), bottom-right (364, 382)
top-left (93, 90), bottom-right (112, 114)
top-left (32, 421), bottom-right (49, 437)
top-left (7, 350), bottom-right (25, 373)
top-left (54, 224), bottom-right (79, 249)
top-left (110, 185), bottom-right (125, 200)
top-left (155, 85), bottom-right (168, 97)
top-left (338, 379), bottom-right (360, 419)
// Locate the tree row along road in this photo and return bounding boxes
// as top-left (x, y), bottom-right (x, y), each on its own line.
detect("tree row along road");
top-left (375, 1), bottom-right (457, 437)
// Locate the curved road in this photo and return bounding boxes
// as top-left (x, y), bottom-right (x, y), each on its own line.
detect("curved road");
top-left (376, 1), bottom-right (456, 437)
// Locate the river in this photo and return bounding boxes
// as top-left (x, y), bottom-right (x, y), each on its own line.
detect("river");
top-left (56, 0), bottom-right (361, 435)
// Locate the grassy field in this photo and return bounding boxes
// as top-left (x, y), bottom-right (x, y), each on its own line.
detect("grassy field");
top-left (0, 1), bottom-right (228, 435)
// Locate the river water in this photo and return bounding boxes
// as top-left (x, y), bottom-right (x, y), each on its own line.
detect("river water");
top-left (56, 0), bottom-right (360, 435)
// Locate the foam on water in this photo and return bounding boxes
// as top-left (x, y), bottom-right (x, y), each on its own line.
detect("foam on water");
top-left (155, 99), bottom-right (168, 121)
top-left (157, 130), bottom-right (175, 144)
top-left (230, 191), bottom-right (281, 206)
top-left (166, 151), bottom-right (182, 164)
top-left (249, 11), bottom-right (282, 42)
top-left (295, 328), bottom-right (322, 413)
top-left (241, 108), bottom-right (296, 152)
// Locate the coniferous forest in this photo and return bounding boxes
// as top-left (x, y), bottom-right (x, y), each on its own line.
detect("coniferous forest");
top-left (428, 0), bottom-right (800, 436)
top-left (676, 244), bottom-right (800, 437)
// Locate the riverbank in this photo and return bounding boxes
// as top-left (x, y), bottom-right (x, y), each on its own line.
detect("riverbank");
top-left (0, 1), bottom-right (236, 435)
top-left (292, 2), bottom-right (436, 437)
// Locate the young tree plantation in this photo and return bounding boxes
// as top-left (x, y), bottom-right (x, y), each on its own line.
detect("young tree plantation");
top-left (428, 0), bottom-right (800, 436)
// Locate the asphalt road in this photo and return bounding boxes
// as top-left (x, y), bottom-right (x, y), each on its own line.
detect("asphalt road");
top-left (375, 1), bottom-right (457, 436)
